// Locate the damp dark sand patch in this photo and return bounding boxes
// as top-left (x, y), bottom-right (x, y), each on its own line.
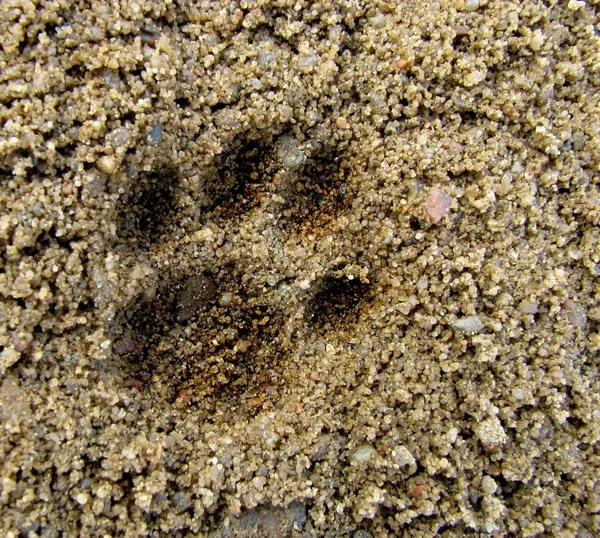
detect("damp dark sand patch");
top-left (112, 267), bottom-right (289, 415)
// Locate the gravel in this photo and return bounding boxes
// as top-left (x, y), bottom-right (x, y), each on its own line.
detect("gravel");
top-left (1, 0), bottom-right (599, 536)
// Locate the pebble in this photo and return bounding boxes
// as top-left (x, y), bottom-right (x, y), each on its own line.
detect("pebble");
top-left (351, 444), bottom-right (376, 463)
top-left (336, 117), bottom-right (350, 130)
top-left (425, 188), bottom-right (451, 223)
top-left (298, 52), bottom-right (319, 72)
top-left (482, 476), bottom-right (498, 495)
top-left (150, 122), bottom-right (163, 145)
top-left (392, 445), bottom-right (416, 468)
top-left (97, 155), bottom-right (118, 174)
top-left (298, 279), bottom-right (311, 290)
top-left (177, 276), bottom-right (217, 322)
top-left (0, 348), bottom-right (21, 373)
top-left (452, 315), bottom-right (484, 333)
top-left (563, 299), bottom-right (587, 328)
top-left (1, 1), bottom-right (597, 536)
top-left (276, 136), bottom-right (306, 170)
top-left (75, 493), bottom-right (89, 505)
top-left (518, 300), bottom-right (539, 315)
top-left (474, 416), bottom-right (508, 446)
top-left (219, 292), bottom-right (233, 307)
top-left (529, 30), bottom-right (545, 52)
top-left (109, 127), bottom-right (132, 149)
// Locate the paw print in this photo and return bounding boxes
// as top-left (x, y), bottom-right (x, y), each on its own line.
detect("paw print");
top-left (111, 129), bottom-right (373, 414)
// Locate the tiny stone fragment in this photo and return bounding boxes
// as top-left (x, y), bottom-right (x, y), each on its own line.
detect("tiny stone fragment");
top-left (336, 117), bottom-right (349, 130)
top-left (351, 444), bottom-right (376, 463)
top-left (425, 188), bottom-right (451, 223)
top-left (0, 348), bottom-right (21, 373)
top-left (150, 122), bottom-right (163, 145)
top-left (474, 416), bottom-right (508, 446)
top-left (518, 300), bottom-right (539, 315)
top-left (97, 155), bottom-right (118, 174)
top-left (452, 315), bottom-right (484, 333)
top-left (563, 299), bottom-right (587, 328)
top-left (482, 475), bottom-right (497, 495)
top-left (177, 275), bottom-right (217, 322)
top-left (392, 445), bottom-right (416, 468)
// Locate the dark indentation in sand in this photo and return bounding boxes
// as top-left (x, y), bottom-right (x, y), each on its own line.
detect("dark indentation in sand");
top-left (209, 102), bottom-right (227, 111)
top-left (458, 109), bottom-right (478, 124)
top-left (120, 111), bottom-right (136, 124)
top-left (222, 501), bottom-right (307, 537)
top-left (409, 216), bottom-right (422, 231)
top-left (306, 273), bottom-right (372, 330)
top-left (493, 472), bottom-right (525, 504)
top-left (18, 227), bottom-right (57, 258)
top-left (65, 63), bottom-right (87, 84)
top-left (283, 146), bottom-right (350, 232)
top-left (206, 136), bottom-right (277, 220)
top-left (114, 267), bottom-right (286, 414)
top-left (339, 11), bottom-right (367, 54)
top-left (117, 166), bottom-right (180, 247)
top-left (175, 274), bottom-right (218, 323)
top-left (452, 32), bottom-right (471, 53)
top-left (175, 97), bottom-right (190, 109)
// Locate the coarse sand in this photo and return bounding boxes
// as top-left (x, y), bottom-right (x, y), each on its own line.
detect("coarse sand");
top-left (1, 0), bottom-right (600, 536)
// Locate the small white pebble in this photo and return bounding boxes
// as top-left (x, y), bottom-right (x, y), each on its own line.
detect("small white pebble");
top-left (298, 52), bottom-right (319, 72)
top-left (518, 300), bottom-right (539, 315)
top-left (249, 77), bottom-right (262, 90)
top-left (298, 279), bottom-right (311, 290)
top-left (97, 155), bottom-right (117, 174)
top-left (351, 444), bottom-right (376, 463)
top-left (512, 387), bottom-right (526, 400)
top-left (276, 136), bottom-right (306, 170)
top-left (416, 276), bottom-right (428, 290)
top-left (482, 476), bottom-right (497, 495)
top-left (257, 51), bottom-right (276, 67)
top-left (109, 126), bottom-right (131, 149)
top-left (392, 445), bottom-right (416, 468)
top-left (135, 491), bottom-right (153, 511)
top-left (447, 427), bottom-right (459, 444)
top-left (452, 315), bottom-right (484, 333)
top-left (75, 493), bottom-right (89, 505)
top-left (565, 302), bottom-right (587, 328)
top-left (464, 0), bottom-right (480, 11)
top-left (529, 30), bottom-right (544, 52)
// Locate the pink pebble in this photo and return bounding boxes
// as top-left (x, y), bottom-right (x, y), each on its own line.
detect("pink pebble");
top-left (426, 188), bottom-right (451, 223)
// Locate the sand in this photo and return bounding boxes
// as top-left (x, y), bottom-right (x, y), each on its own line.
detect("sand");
top-left (1, 0), bottom-right (599, 536)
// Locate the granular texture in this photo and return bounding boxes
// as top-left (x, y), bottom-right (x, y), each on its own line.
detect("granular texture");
top-left (1, 0), bottom-right (600, 536)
